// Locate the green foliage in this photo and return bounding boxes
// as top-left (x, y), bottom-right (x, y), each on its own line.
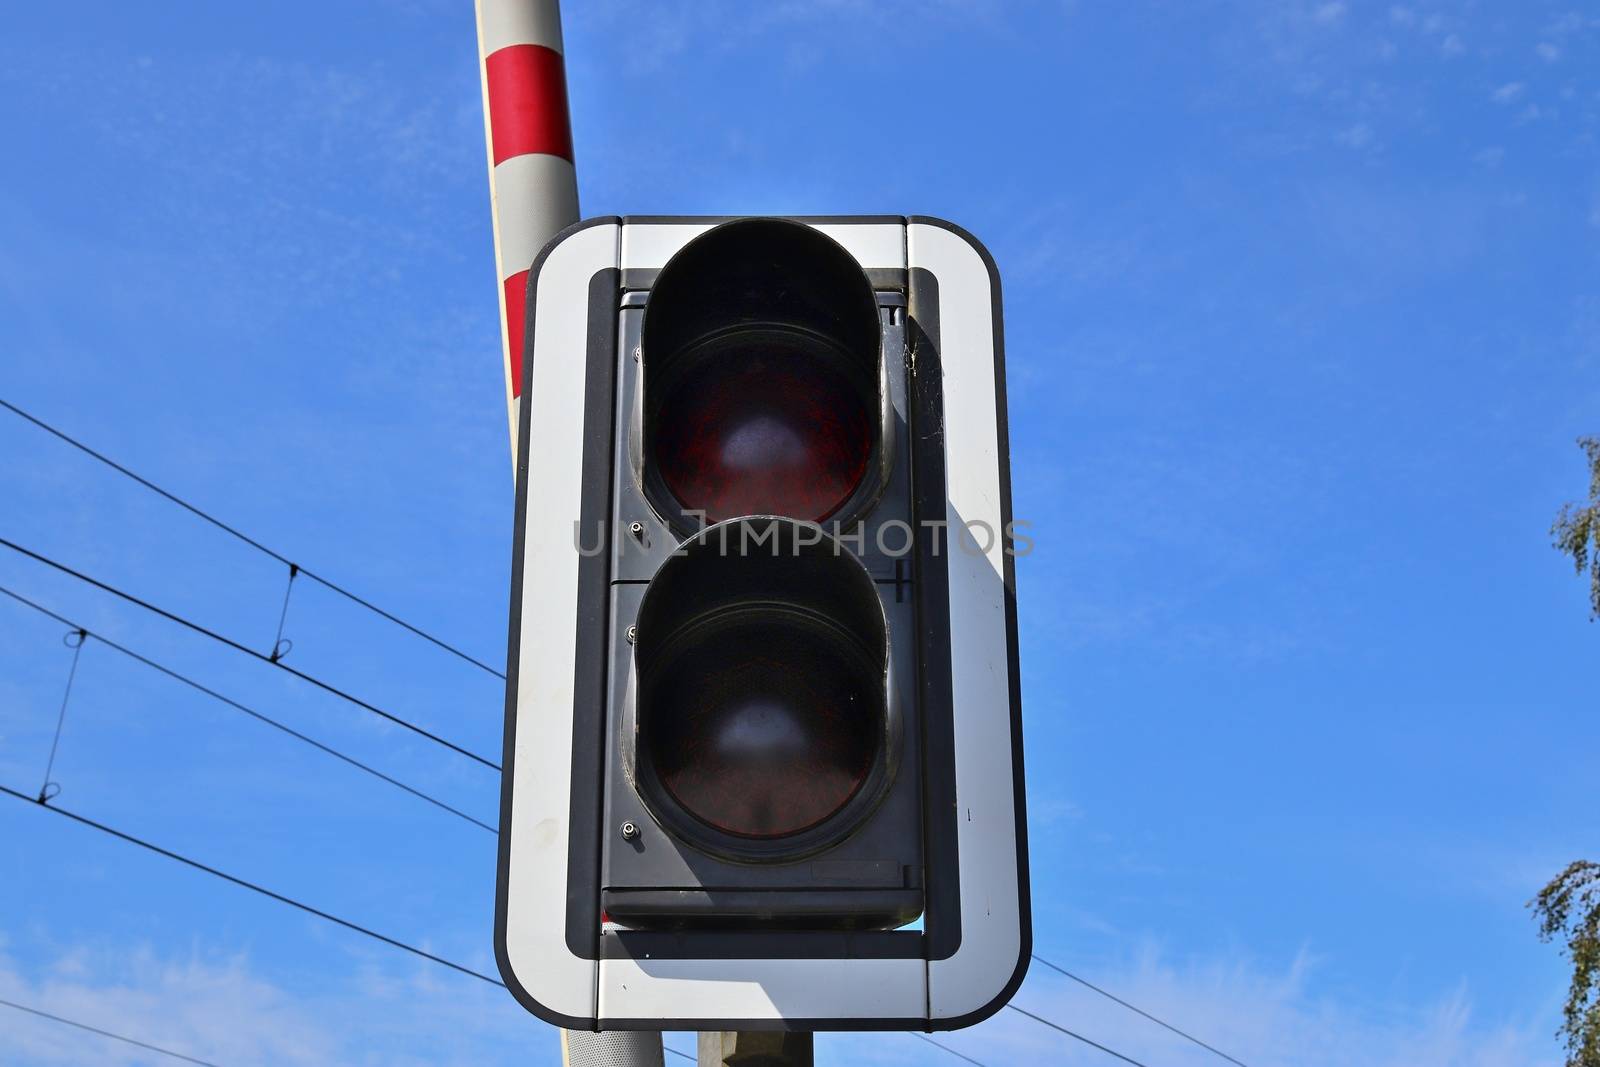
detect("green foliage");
top-left (1551, 436), bottom-right (1600, 620)
top-left (1533, 862), bottom-right (1600, 1067)
top-left (1539, 442), bottom-right (1600, 1066)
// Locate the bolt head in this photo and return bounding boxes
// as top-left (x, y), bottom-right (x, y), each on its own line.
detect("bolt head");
top-left (620, 821), bottom-right (639, 841)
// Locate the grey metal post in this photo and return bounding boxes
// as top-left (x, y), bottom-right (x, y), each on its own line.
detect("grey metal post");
top-left (563, 1031), bottom-right (666, 1067)
top-left (697, 1032), bottom-right (814, 1067)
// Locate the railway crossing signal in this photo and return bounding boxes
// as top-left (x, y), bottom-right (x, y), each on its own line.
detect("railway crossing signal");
top-left (497, 216), bottom-right (1029, 1031)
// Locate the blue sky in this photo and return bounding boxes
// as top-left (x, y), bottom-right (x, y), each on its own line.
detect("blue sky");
top-left (2, 1), bottom-right (1597, 1064)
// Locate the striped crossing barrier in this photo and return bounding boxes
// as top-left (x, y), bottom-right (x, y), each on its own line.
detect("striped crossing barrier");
top-left (475, 0), bottom-right (580, 462)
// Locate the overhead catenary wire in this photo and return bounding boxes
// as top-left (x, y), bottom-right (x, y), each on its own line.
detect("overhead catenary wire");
top-left (0, 995), bottom-right (224, 1067)
top-left (0, 521), bottom-right (1186, 1066)
top-left (0, 782), bottom-right (503, 986)
top-left (911, 1031), bottom-right (990, 1066)
top-left (1006, 1003), bottom-right (1157, 1067)
top-left (0, 536), bottom-right (500, 771)
top-left (0, 781), bottom-right (1172, 1067)
top-left (0, 583), bottom-right (496, 834)
top-left (0, 554), bottom-right (1194, 1067)
top-left (0, 396), bottom-right (505, 680)
top-left (0, 582), bottom-right (1174, 1067)
top-left (1030, 952), bottom-right (1250, 1067)
top-left (5, 733), bottom-right (1177, 1067)
top-left (0, 785), bottom-right (1002, 1067)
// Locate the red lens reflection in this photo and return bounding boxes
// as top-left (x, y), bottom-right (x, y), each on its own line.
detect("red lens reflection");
top-left (651, 340), bottom-right (872, 524)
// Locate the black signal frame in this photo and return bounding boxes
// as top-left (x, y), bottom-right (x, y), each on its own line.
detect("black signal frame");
top-left (593, 250), bottom-right (954, 954)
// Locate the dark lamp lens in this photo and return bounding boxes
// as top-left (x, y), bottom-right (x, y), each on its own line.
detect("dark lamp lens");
top-left (651, 339), bottom-right (873, 524)
top-left (641, 218), bottom-right (885, 529)
top-left (633, 518), bottom-right (890, 853)
top-left (644, 609), bottom-right (879, 840)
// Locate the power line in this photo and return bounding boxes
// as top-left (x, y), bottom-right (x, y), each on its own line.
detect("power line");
top-left (911, 1031), bottom-right (989, 1066)
top-left (0, 568), bottom-right (1162, 1067)
top-left (0, 583), bottom-right (496, 834)
top-left (0, 339), bottom-right (1204, 1067)
top-left (1, 782), bottom-right (990, 1067)
top-left (1005, 1004), bottom-right (1156, 1067)
top-left (1, 780), bottom-right (1162, 1067)
top-left (0, 405), bottom-right (1182, 1067)
top-left (0, 995), bottom-right (224, 1067)
top-left (0, 395), bottom-right (506, 680)
top-left (0, 536), bottom-right (500, 771)
top-left (0, 782), bottom-right (503, 987)
top-left (1031, 953), bottom-right (1250, 1067)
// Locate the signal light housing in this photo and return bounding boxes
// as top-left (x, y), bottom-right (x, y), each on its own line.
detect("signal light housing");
top-left (498, 217), bottom-right (1029, 1032)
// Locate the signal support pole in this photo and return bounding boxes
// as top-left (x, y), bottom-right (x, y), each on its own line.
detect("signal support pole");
top-left (698, 1032), bottom-right (813, 1067)
top-left (561, 1030), bottom-right (664, 1067)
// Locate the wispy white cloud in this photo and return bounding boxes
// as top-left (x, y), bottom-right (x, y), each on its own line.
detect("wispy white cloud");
top-left (1297, 178), bottom-right (1492, 281)
top-left (0, 936), bottom-right (1559, 1067)
top-left (822, 942), bottom-right (1558, 1067)
top-left (1336, 121), bottom-right (1375, 149)
top-left (1376, 5), bottom-right (1467, 55)
top-left (0, 945), bottom-right (336, 1066)
top-left (1028, 792), bottom-right (1085, 827)
top-left (0, 940), bottom-right (550, 1067)
top-left (1545, 11), bottom-right (1600, 38)
top-left (996, 946), bottom-right (1558, 1067)
top-left (1473, 145), bottom-right (1505, 167)
top-left (567, 0), bottom-right (1049, 73)
top-left (0, 44), bottom-right (483, 326)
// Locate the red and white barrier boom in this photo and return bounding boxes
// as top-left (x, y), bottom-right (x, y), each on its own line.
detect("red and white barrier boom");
top-left (474, 7), bottom-right (667, 1066)
top-left (475, 0), bottom-right (579, 463)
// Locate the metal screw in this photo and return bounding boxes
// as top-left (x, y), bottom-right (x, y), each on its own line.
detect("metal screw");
top-left (625, 625), bottom-right (637, 643)
top-left (629, 521), bottom-right (644, 539)
top-left (620, 821), bottom-right (639, 841)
